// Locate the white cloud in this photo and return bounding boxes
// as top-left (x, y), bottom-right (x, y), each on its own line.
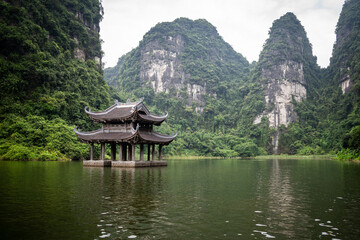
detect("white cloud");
top-left (100, 0), bottom-right (344, 68)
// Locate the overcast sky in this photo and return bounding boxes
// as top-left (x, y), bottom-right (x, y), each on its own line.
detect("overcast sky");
top-left (100, 0), bottom-right (344, 68)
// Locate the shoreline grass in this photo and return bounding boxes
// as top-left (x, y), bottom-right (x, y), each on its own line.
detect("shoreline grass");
top-left (165, 154), bottom-right (336, 160)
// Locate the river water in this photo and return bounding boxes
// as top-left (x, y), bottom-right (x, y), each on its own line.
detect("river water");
top-left (0, 159), bottom-right (360, 239)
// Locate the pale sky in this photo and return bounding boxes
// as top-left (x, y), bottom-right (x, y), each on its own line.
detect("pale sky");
top-left (100, 0), bottom-right (344, 68)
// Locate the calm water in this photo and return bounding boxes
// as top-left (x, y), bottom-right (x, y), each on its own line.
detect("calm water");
top-left (1, 159), bottom-right (360, 239)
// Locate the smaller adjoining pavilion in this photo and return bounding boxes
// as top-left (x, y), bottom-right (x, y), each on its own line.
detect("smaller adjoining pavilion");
top-left (74, 99), bottom-right (177, 167)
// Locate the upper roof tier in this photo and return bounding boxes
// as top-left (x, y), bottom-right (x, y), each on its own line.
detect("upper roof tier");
top-left (85, 99), bottom-right (168, 125)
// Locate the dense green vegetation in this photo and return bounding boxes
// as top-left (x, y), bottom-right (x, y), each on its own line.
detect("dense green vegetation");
top-left (0, 0), bottom-right (110, 160)
top-left (1, 0), bottom-right (359, 161)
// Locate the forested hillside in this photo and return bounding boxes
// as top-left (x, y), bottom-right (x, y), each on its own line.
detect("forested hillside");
top-left (0, 0), bottom-right (110, 160)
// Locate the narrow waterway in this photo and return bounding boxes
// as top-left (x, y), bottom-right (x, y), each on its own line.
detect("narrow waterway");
top-left (0, 158), bottom-right (359, 239)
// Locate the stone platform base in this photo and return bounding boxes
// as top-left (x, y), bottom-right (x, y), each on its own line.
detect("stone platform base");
top-left (83, 160), bottom-right (167, 168)
top-left (112, 161), bottom-right (167, 168)
top-left (83, 160), bottom-right (112, 167)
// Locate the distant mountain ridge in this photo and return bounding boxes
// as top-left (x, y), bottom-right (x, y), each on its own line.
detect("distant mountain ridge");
top-left (105, 1), bottom-right (360, 157)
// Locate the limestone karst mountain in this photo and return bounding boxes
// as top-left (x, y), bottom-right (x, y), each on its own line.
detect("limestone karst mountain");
top-left (105, 17), bottom-right (249, 113)
top-left (252, 12), bottom-right (321, 153)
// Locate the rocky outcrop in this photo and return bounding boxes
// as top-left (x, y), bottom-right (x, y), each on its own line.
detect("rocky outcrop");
top-left (139, 35), bottom-right (206, 112)
top-left (254, 61), bottom-right (307, 127)
top-left (72, 11), bottom-right (102, 64)
top-left (330, 0), bottom-right (360, 94)
top-left (254, 13), bottom-right (319, 154)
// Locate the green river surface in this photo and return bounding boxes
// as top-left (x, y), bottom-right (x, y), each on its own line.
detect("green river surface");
top-left (1, 158), bottom-right (360, 239)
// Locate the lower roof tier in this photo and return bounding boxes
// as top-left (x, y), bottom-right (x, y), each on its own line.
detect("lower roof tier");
top-left (74, 127), bottom-right (177, 145)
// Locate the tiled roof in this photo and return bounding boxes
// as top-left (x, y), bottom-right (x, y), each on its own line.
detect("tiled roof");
top-left (138, 129), bottom-right (177, 144)
top-left (85, 101), bottom-right (167, 124)
top-left (74, 128), bottom-right (177, 144)
top-left (74, 129), bottom-right (134, 142)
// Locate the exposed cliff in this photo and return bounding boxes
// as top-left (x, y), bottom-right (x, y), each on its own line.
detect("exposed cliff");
top-left (253, 13), bottom-right (321, 153)
top-left (105, 18), bottom-right (249, 112)
top-left (329, 0), bottom-right (360, 94)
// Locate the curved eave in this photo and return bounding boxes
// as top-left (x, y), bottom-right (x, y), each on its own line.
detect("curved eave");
top-left (137, 111), bottom-right (168, 125)
top-left (138, 130), bottom-right (177, 145)
top-left (74, 127), bottom-right (137, 143)
top-left (85, 106), bottom-right (136, 123)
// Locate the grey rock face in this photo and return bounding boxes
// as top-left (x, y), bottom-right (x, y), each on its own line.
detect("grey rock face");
top-left (139, 35), bottom-right (206, 112)
top-left (72, 12), bottom-right (101, 64)
top-left (330, 0), bottom-right (360, 94)
top-left (254, 61), bottom-right (307, 154)
top-left (254, 61), bottom-right (307, 127)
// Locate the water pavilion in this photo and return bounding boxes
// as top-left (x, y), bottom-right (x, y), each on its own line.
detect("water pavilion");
top-left (74, 99), bottom-right (177, 167)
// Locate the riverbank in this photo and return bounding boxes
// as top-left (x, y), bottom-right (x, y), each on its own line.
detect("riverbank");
top-left (165, 154), bottom-right (336, 160)
top-left (254, 154), bottom-right (335, 160)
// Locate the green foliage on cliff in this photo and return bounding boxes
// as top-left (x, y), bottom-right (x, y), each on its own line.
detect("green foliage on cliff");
top-left (331, 0), bottom-right (360, 159)
top-left (0, 0), bottom-right (110, 160)
top-left (258, 12), bottom-right (322, 90)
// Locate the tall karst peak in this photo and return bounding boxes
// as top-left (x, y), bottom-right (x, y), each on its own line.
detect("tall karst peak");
top-left (254, 12), bottom-right (320, 154)
top-left (330, 0), bottom-right (360, 93)
top-left (105, 17), bottom-right (249, 113)
top-left (258, 12), bottom-right (317, 68)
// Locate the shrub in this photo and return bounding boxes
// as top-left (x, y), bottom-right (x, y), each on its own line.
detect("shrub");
top-left (336, 148), bottom-right (360, 161)
top-left (233, 141), bottom-right (260, 157)
top-left (1, 144), bottom-right (37, 160)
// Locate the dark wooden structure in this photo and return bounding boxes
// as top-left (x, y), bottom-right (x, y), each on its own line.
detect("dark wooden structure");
top-left (74, 99), bottom-right (176, 167)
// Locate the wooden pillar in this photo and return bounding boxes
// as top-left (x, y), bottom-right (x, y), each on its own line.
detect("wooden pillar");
top-left (100, 142), bottom-right (105, 160)
top-left (123, 143), bottom-right (127, 161)
top-left (128, 143), bottom-right (132, 161)
top-left (119, 143), bottom-right (123, 161)
top-left (151, 144), bottom-right (155, 161)
top-left (90, 143), bottom-right (94, 160)
top-left (131, 144), bottom-right (135, 161)
top-left (159, 145), bottom-right (162, 161)
top-left (147, 144), bottom-right (151, 161)
top-left (140, 144), bottom-right (144, 161)
top-left (111, 143), bottom-right (116, 161)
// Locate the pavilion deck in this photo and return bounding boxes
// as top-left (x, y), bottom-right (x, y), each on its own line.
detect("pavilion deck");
top-left (83, 160), bottom-right (167, 168)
